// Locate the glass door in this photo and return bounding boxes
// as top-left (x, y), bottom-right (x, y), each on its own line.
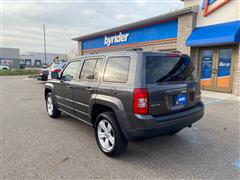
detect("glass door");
top-left (200, 46), bottom-right (235, 93)
top-left (215, 48), bottom-right (234, 92)
top-left (200, 49), bottom-right (215, 91)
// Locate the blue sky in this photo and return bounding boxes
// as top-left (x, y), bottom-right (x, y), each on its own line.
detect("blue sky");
top-left (1, 0), bottom-right (183, 54)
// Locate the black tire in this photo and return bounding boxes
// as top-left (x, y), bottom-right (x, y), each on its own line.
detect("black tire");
top-left (41, 76), bottom-right (48, 81)
top-left (95, 111), bottom-right (128, 157)
top-left (46, 92), bottom-right (61, 118)
top-left (2, 68), bottom-right (8, 70)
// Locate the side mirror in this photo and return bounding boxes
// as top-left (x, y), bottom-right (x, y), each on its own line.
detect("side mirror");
top-left (62, 74), bottom-right (73, 81)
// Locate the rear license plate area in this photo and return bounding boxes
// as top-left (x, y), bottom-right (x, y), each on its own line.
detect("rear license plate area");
top-left (173, 94), bottom-right (187, 107)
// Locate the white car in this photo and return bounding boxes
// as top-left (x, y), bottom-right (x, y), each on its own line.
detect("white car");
top-left (0, 65), bottom-right (10, 70)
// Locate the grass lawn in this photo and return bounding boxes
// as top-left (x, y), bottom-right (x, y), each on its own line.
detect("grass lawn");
top-left (0, 69), bottom-right (38, 76)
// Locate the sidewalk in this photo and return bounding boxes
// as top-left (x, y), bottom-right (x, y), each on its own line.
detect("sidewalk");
top-left (202, 90), bottom-right (240, 101)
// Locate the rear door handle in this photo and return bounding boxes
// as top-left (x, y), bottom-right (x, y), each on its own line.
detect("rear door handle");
top-left (86, 87), bottom-right (93, 92)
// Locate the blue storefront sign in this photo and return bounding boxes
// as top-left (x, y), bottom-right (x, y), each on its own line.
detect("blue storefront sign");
top-left (82, 19), bottom-right (178, 50)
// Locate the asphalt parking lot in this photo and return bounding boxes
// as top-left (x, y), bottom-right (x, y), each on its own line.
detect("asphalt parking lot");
top-left (1, 76), bottom-right (240, 179)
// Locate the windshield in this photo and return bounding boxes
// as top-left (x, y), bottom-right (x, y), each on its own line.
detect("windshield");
top-left (146, 55), bottom-right (198, 84)
top-left (50, 63), bottom-right (60, 69)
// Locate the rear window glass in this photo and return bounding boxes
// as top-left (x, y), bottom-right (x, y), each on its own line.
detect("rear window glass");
top-left (103, 57), bottom-right (130, 83)
top-left (146, 55), bottom-right (198, 84)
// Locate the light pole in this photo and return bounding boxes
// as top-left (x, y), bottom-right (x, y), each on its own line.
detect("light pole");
top-left (43, 24), bottom-right (47, 65)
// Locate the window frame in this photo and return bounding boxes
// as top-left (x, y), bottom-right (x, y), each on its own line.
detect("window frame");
top-left (79, 58), bottom-right (102, 82)
top-left (60, 59), bottom-right (82, 81)
top-left (103, 56), bottom-right (131, 83)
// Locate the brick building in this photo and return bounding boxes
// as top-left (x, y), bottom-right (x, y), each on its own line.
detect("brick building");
top-left (72, 0), bottom-right (240, 95)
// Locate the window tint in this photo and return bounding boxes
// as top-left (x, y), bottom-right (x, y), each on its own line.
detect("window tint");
top-left (146, 55), bottom-right (198, 84)
top-left (62, 61), bottom-right (81, 81)
top-left (93, 59), bottom-right (102, 80)
top-left (80, 59), bottom-right (97, 80)
top-left (103, 57), bottom-right (130, 83)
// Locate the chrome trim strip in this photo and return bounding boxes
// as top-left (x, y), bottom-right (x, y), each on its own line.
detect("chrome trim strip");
top-left (57, 102), bottom-right (73, 109)
top-left (57, 102), bottom-right (88, 116)
top-left (55, 95), bottom-right (89, 107)
top-left (73, 108), bottom-right (89, 116)
top-left (58, 108), bottom-right (93, 126)
top-left (73, 100), bottom-right (89, 107)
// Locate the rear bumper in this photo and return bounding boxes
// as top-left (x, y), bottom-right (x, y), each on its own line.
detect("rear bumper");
top-left (37, 74), bottom-right (48, 81)
top-left (118, 101), bottom-right (204, 140)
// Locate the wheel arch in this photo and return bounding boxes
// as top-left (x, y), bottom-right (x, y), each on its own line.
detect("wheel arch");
top-left (44, 88), bottom-right (52, 99)
top-left (90, 95), bottom-right (129, 139)
top-left (44, 83), bottom-right (54, 99)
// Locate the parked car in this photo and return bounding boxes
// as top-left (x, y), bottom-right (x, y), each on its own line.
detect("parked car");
top-left (37, 62), bottom-right (66, 81)
top-left (37, 68), bottom-right (49, 81)
top-left (48, 62), bottom-right (66, 80)
top-left (0, 65), bottom-right (10, 70)
top-left (44, 50), bottom-right (204, 157)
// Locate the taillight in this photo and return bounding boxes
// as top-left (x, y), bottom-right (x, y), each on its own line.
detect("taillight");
top-left (133, 88), bottom-right (149, 115)
top-left (51, 69), bottom-right (61, 73)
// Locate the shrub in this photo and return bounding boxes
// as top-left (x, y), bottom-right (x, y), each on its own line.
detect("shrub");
top-left (0, 69), bottom-right (38, 76)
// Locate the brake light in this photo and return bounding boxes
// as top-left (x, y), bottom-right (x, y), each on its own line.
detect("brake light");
top-left (51, 69), bottom-right (61, 73)
top-left (133, 88), bottom-right (149, 115)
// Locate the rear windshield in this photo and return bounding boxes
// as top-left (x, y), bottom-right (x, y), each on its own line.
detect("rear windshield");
top-left (146, 55), bottom-right (198, 84)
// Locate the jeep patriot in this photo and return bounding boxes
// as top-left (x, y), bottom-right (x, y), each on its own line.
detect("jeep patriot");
top-left (44, 50), bottom-right (204, 157)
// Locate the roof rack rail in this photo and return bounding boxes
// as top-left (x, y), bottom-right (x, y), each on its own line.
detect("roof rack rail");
top-left (90, 51), bottom-right (98, 54)
top-left (158, 50), bottom-right (182, 54)
top-left (128, 48), bottom-right (143, 51)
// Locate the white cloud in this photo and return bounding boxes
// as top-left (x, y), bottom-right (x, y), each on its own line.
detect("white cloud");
top-left (115, 14), bottom-right (125, 20)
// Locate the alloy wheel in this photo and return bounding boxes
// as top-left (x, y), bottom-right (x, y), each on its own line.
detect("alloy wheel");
top-left (47, 96), bottom-right (53, 116)
top-left (97, 119), bottom-right (115, 152)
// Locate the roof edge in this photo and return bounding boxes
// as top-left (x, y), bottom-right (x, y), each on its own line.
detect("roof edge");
top-left (72, 5), bottom-right (198, 41)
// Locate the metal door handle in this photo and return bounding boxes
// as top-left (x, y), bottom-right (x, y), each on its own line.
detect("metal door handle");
top-left (212, 69), bottom-right (218, 74)
top-left (87, 87), bottom-right (93, 92)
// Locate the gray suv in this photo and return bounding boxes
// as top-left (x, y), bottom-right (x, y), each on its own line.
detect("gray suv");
top-left (44, 50), bottom-right (204, 157)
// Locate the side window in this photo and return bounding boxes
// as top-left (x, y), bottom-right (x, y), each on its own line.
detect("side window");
top-left (93, 59), bottom-right (102, 81)
top-left (62, 61), bottom-right (81, 81)
top-left (80, 58), bottom-right (102, 81)
top-left (80, 59), bottom-right (97, 80)
top-left (103, 57), bottom-right (130, 83)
